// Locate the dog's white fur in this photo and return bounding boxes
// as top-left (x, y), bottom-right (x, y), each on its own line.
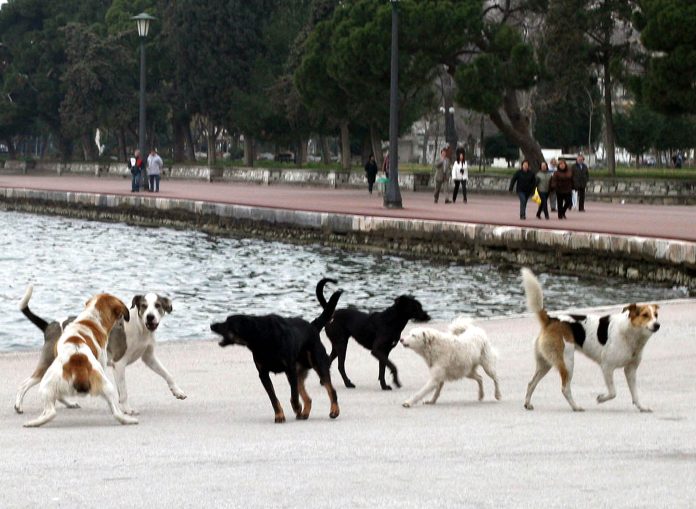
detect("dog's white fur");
top-left (401, 316), bottom-right (501, 407)
top-left (521, 268), bottom-right (660, 412)
top-left (111, 293), bottom-right (187, 415)
top-left (24, 294), bottom-right (136, 427)
top-left (15, 288), bottom-right (186, 416)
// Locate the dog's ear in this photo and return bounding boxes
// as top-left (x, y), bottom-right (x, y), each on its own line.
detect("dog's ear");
top-left (158, 296), bottom-right (173, 314)
top-left (622, 303), bottom-right (638, 317)
top-left (131, 295), bottom-right (145, 310)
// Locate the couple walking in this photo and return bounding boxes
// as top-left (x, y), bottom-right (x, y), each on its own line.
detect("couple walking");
top-left (129, 149), bottom-right (163, 193)
top-left (434, 148), bottom-right (468, 204)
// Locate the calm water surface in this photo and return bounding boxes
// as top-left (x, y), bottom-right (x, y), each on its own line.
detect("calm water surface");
top-left (0, 211), bottom-right (686, 351)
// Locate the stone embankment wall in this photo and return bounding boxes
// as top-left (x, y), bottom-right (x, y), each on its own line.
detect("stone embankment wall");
top-left (3, 160), bottom-right (694, 204)
top-left (1, 187), bottom-right (694, 291)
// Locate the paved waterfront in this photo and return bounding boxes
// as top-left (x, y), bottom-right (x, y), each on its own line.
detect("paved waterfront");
top-left (0, 174), bottom-right (695, 241)
top-left (1, 299), bottom-right (695, 508)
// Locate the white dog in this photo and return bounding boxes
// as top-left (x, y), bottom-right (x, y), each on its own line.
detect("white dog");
top-left (401, 317), bottom-right (501, 407)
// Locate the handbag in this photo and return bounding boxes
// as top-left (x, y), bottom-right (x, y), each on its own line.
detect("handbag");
top-left (531, 188), bottom-right (541, 205)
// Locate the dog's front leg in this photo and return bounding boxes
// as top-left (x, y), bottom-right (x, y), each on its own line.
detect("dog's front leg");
top-left (372, 347), bottom-right (399, 390)
top-left (259, 371), bottom-right (285, 423)
top-left (112, 361), bottom-right (137, 415)
top-left (101, 375), bottom-right (138, 425)
top-left (425, 382), bottom-right (445, 405)
top-left (625, 362), bottom-right (651, 413)
top-left (142, 346), bottom-right (187, 400)
top-left (286, 368), bottom-right (302, 419)
top-left (403, 378), bottom-right (439, 408)
top-left (597, 364), bottom-right (617, 405)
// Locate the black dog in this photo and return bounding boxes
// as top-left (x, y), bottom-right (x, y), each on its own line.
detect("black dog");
top-left (211, 280), bottom-right (342, 423)
top-left (317, 278), bottom-right (431, 390)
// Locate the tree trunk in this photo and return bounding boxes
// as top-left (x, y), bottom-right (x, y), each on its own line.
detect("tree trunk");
top-left (184, 122), bottom-right (196, 161)
top-left (244, 134), bottom-right (255, 167)
top-left (296, 138), bottom-right (308, 167)
top-left (339, 121), bottom-right (351, 171)
top-left (81, 132), bottom-right (99, 161)
top-left (57, 135), bottom-right (73, 163)
top-left (421, 122), bottom-right (429, 165)
top-left (441, 70), bottom-right (459, 149)
top-left (172, 117), bottom-right (186, 163)
top-left (603, 59), bottom-right (617, 176)
top-left (370, 125), bottom-right (383, 168)
top-left (4, 137), bottom-right (17, 159)
top-left (320, 135), bottom-right (331, 164)
top-left (206, 119), bottom-right (217, 166)
top-left (489, 89), bottom-right (545, 171)
top-left (361, 133), bottom-right (372, 165)
top-left (117, 129), bottom-right (127, 163)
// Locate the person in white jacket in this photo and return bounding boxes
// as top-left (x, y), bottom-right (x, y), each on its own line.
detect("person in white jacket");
top-left (451, 149), bottom-right (468, 203)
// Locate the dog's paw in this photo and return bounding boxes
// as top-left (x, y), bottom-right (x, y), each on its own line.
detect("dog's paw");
top-left (524, 403), bottom-right (534, 411)
top-left (381, 385), bottom-right (393, 391)
top-left (424, 400), bottom-right (436, 405)
top-left (14, 404), bottom-right (23, 415)
top-left (274, 414), bottom-right (286, 423)
top-left (573, 407), bottom-right (585, 412)
top-left (297, 413), bottom-right (309, 420)
top-left (402, 401), bottom-right (412, 408)
top-left (62, 400), bottom-right (80, 409)
top-left (171, 387), bottom-right (187, 400)
top-left (495, 391), bottom-right (502, 401)
top-left (122, 407), bottom-right (140, 416)
top-left (120, 415), bottom-right (139, 425)
top-left (345, 382), bottom-right (356, 389)
top-left (329, 407), bottom-right (340, 419)
top-left (638, 406), bottom-right (653, 413)
top-left (478, 392), bottom-right (485, 401)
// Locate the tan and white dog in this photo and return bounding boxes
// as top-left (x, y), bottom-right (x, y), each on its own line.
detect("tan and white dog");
top-left (521, 268), bottom-right (661, 413)
top-left (401, 317), bottom-right (501, 408)
top-left (23, 293), bottom-right (136, 427)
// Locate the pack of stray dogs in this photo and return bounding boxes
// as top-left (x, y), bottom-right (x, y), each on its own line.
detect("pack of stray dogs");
top-left (13, 268), bottom-right (661, 427)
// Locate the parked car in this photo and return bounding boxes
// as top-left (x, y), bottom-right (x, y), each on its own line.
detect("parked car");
top-left (274, 152), bottom-right (294, 163)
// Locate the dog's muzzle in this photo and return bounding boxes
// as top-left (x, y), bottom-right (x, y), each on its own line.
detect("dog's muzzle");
top-left (651, 322), bottom-right (661, 332)
top-left (146, 320), bottom-right (159, 331)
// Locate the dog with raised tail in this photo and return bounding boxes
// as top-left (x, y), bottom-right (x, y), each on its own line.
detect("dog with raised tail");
top-left (401, 316), bottom-right (501, 408)
top-left (521, 268), bottom-right (660, 413)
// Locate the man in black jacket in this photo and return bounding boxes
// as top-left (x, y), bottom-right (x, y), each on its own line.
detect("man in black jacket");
top-left (572, 154), bottom-right (590, 212)
top-left (509, 160), bottom-right (536, 220)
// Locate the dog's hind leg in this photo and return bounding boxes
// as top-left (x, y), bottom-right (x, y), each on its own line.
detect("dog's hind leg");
top-left (58, 397), bottom-right (80, 409)
top-left (624, 361), bottom-right (651, 413)
top-left (14, 375), bottom-right (42, 414)
top-left (259, 371), bottom-right (285, 423)
top-left (100, 374), bottom-right (139, 425)
top-left (466, 369), bottom-right (485, 401)
top-left (286, 368), bottom-right (302, 419)
top-left (334, 340), bottom-right (355, 389)
top-left (372, 345), bottom-right (400, 390)
top-left (524, 353), bottom-right (552, 410)
top-left (310, 343), bottom-right (340, 419)
top-left (559, 343), bottom-right (583, 412)
top-left (481, 359), bottom-right (502, 400)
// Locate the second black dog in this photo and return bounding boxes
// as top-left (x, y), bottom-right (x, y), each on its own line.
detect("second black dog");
top-left (317, 278), bottom-right (431, 390)
top-left (211, 281), bottom-right (342, 423)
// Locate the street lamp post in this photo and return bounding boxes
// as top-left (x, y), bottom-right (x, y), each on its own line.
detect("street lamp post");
top-left (384, 0), bottom-right (402, 209)
top-left (132, 12), bottom-right (156, 191)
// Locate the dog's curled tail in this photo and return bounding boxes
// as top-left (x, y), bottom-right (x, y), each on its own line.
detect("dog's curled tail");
top-left (312, 289), bottom-right (343, 332)
top-left (521, 268), bottom-right (551, 326)
top-left (315, 277), bottom-right (337, 310)
top-left (448, 315), bottom-right (475, 335)
top-left (18, 284), bottom-right (49, 333)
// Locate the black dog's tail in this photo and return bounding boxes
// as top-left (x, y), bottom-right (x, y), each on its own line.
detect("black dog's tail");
top-left (315, 277), bottom-right (336, 310)
top-left (18, 285), bottom-right (49, 333)
top-left (311, 290), bottom-right (342, 332)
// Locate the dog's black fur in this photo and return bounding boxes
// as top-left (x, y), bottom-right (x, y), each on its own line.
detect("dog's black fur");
top-left (210, 280), bottom-right (342, 423)
top-left (317, 278), bottom-right (431, 390)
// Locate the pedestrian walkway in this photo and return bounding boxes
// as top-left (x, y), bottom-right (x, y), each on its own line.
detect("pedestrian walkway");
top-left (1, 174), bottom-right (694, 242)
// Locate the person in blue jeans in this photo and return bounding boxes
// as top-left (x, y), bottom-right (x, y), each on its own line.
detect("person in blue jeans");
top-left (508, 159), bottom-right (536, 219)
top-left (129, 149), bottom-right (145, 192)
top-left (147, 148), bottom-right (163, 192)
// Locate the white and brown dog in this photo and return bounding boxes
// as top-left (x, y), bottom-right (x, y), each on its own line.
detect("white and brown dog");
top-left (15, 286), bottom-right (186, 417)
top-left (401, 316), bottom-right (501, 408)
top-left (521, 268), bottom-right (661, 412)
top-left (23, 293), bottom-right (134, 427)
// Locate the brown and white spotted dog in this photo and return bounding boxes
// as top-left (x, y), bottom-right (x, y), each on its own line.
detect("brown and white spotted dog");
top-left (15, 287), bottom-right (186, 416)
top-left (521, 268), bottom-right (661, 413)
top-left (23, 293), bottom-right (135, 427)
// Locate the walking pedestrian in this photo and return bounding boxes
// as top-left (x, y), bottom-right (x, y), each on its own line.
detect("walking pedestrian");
top-left (535, 161), bottom-right (552, 220)
top-left (128, 149), bottom-right (145, 192)
top-left (551, 159), bottom-right (573, 219)
top-left (147, 148), bottom-right (163, 193)
top-left (364, 153), bottom-right (378, 194)
top-left (509, 159), bottom-right (535, 219)
top-left (451, 149), bottom-right (468, 203)
top-left (548, 157), bottom-right (558, 211)
top-left (572, 154), bottom-right (590, 212)
top-left (434, 148), bottom-right (451, 204)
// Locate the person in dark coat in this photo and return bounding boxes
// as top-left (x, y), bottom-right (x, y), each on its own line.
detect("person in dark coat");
top-left (572, 154), bottom-right (590, 211)
top-left (364, 154), bottom-right (378, 194)
top-left (509, 159), bottom-right (536, 219)
top-left (128, 149), bottom-right (145, 192)
top-left (550, 159), bottom-right (574, 219)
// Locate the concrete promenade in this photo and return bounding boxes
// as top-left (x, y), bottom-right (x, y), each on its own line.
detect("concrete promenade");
top-left (0, 174), bottom-right (695, 241)
top-left (1, 300), bottom-right (694, 508)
